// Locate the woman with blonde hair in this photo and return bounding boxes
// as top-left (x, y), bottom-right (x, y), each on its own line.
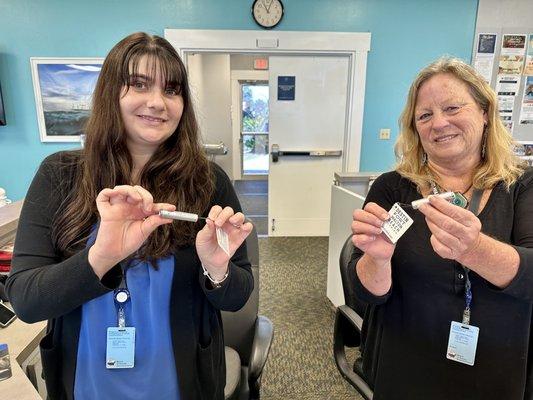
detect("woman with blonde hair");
top-left (7, 32), bottom-right (253, 399)
top-left (350, 57), bottom-right (533, 399)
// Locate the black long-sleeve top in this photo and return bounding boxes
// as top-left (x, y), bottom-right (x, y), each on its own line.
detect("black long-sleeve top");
top-left (6, 151), bottom-right (253, 400)
top-left (349, 169), bottom-right (533, 400)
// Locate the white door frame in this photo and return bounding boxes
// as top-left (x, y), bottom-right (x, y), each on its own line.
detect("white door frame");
top-left (165, 29), bottom-right (371, 172)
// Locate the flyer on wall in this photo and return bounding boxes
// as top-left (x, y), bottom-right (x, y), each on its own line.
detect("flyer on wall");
top-left (519, 76), bottom-right (533, 125)
top-left (498, 95), bottom-right (515, 114)
top-left (499, 34), bottom-right (527, 75)
top-left (496, 75), bottom-right (521, 96)
top-left (499, 55), bottom-right (525, 75)
top-left (501, 34), bottom-right (527, 55)
top-left (474, 33), bottom-right (497, 83)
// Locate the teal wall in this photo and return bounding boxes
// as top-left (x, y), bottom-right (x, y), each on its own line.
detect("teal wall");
top-left (0, 0), bottom-right (478, 200)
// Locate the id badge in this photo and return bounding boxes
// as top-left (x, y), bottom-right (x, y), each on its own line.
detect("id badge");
top-left (446, 321), bottom-right (479, 366)
top-left (106, 327), bottom-right (136, 369)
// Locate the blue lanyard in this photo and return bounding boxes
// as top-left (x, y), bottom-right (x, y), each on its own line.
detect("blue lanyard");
top-left (462, 268), bottom-right (472, 325)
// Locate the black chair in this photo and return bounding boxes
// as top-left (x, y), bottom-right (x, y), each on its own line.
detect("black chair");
top-left (333, 235), bottom-right (373, 400)
top-left (222, 225), bottom-right (274, 400)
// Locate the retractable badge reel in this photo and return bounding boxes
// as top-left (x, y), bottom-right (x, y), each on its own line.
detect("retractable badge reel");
top-left (106, 285), bottom-right (135, 369)
top-left (114, 288), bottom-right (130, 306)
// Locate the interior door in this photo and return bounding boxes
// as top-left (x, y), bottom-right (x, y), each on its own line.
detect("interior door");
top-left (268, 55), bottom-right (349, 236)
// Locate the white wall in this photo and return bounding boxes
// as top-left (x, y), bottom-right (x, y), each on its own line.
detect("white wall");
top-left (187, 53), bottom-right (205, 127)
top-left (476, 0), bottom-right (533, 27)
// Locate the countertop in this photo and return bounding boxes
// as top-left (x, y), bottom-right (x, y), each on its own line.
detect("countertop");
top-left (0, 316), bottom-right (46, 400)
top-left (0, 199), bottom-right (46, 399)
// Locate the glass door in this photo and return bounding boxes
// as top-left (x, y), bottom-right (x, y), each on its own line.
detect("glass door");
top-left (241, 82), bottom-right (269, 175)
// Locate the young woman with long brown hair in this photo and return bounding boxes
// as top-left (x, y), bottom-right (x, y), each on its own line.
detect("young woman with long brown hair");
top-left (7, 32), bottom-right (253, 400)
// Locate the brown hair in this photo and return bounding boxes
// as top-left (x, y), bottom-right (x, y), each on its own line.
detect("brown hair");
top-left (395, 57), bottom-right (524, 191)
top-left (52, 32), bottom-right (214, 263)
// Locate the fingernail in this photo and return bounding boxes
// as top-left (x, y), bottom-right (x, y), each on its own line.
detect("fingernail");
top-left (382, 213), bottom-right (389, 220)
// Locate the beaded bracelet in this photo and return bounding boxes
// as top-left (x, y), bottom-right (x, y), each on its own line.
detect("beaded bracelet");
top-left (202, 264), bottom-right (229, 288)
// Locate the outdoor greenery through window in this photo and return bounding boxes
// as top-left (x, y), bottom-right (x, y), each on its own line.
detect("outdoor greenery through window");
top-left (242, 83), bottom-right (269, 175)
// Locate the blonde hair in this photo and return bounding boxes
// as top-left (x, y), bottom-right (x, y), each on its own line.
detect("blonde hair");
top-left (395, 57), bottom-right (524, 192)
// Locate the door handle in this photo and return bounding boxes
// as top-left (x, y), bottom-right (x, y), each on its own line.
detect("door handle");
top-left (270, 144), bottom-right (341, 162)
top-left (203, 142), bottom-right (228, 155)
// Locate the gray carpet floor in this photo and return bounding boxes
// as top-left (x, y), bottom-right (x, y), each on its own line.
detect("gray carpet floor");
top-left (257, 237), bottom-right (362, 399)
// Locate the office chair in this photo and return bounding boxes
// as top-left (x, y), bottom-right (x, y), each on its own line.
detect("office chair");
top-left (222, 225), bottom-right (274, 400)
top-left (333, 235), bottom-right (373, 400)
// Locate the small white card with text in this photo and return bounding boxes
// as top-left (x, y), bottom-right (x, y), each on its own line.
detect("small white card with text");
top-left (381, 203), bottom-right (414, 244)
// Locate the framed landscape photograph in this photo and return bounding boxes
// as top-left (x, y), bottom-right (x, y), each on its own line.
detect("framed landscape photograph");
top-left (30, 58), bottom-right (103, 142)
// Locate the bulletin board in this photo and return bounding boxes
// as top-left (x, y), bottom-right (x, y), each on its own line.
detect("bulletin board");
top-left (472, 28), bottom-right (533, 166)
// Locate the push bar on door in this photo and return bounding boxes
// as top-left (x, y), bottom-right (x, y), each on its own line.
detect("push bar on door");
top-left (203, 142), bottom-right (228, 155)
top-left (270, 144), bottom-right (342, 162)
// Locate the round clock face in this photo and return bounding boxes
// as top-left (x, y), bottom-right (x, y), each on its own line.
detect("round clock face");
top-left (252, 0), bottom-right (284, 29)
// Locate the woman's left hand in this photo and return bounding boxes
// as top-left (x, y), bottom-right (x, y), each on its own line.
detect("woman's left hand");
top-left (418, 195), bottom-right (482, 263)
top-left (196, 206), bottom-right (253, 281)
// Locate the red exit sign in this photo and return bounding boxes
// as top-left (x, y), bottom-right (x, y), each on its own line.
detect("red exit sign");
top-left (254, 58), bottom-right (269, 70)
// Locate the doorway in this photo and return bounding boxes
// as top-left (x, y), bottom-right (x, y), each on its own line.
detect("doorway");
top-left (166, 29), bottom-right (370, 236)
top-left (238, 79), bottom-right (269, 236)
top-left (241, 81), bottom-right (269, 176)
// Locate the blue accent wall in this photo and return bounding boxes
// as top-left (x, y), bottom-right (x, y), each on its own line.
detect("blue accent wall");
top-left (0, 0), bottom-right (478, 200)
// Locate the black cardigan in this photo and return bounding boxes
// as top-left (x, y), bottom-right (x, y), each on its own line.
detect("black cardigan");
top-left (349, 169), bottom-right (533, 400)
top-left (7, 151), bottom-right (253, 400)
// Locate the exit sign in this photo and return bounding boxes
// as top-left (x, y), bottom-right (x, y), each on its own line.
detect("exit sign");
top-left (254, 58), bottom-right (269, 70)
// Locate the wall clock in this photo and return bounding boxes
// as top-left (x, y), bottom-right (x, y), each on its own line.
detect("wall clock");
top-left (252, 0), bottom-right (284, 29)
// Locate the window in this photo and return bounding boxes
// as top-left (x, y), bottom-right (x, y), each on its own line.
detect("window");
top-left (241, 83), bottom-right (269, 174)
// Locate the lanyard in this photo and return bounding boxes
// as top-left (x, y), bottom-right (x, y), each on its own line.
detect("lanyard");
top-left (114, 261), bottom-right (131, 328)
top-left (429, 180), bottom-right (483, 325)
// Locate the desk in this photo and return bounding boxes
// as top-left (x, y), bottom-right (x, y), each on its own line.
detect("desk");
top-left (333, 171), bottom-right (381, 197)
top-left (0, 200), bottom-right (47, 399)
top-left (0, 318), bottom-right (46, 399)
top-left (327, 172), bottom-right (381, 306)
top-left (326, 185), bottom-right (365, 306)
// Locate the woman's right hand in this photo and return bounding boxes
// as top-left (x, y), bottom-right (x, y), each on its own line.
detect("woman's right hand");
top-left (351, 202), bottom-right (395, 264)
top-left (88, 185), bottom-right (175, 279)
